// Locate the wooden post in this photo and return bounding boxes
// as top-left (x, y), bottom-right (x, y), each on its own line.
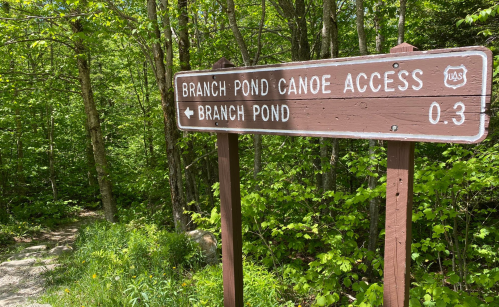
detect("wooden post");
top-left (383, 43), bottom-right (417, 307)
top-left (213, 58), bottom-right (243, 307)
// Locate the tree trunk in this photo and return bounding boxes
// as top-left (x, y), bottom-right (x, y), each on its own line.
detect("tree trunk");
top-left (72, 19), bottom-right (118, 223)
top-left (295, 0), bottom-right (310, 61)
top-left (321, 0), bottom-right (332, 59)
top-left (374, 0), bottom-right (384, 53)
top-left (0, 152), bottom-right (7, 223)
top-left (48, 109), bottom-right (57, 201)
top-left (15, 106), bottom-right (25, 198)
top-left (355, 0), bottom-right (368, 55)
top-left (178, 0), bottom-right (191, 71)
top-left (398, 0), bottom-right (407, 45)
top-left (330, 0), bottom-right (339, 58)
top-left (154, 0), bottom-right (188, 231)
top-left (226, 0), bottom-right (265, 180)
top-left (143, 61), bottom-right (155, 167)
top-left (84, 119), bottom-right (99, 192)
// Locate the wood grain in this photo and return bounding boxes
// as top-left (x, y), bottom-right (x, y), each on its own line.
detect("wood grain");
top-left (217, 133), bottom-right (243, 307)
top-left (176, 46), bottom-right (491, 143)
top-left (383, 43), bottom-right (416, 307)
top-left (383, 141), bottom-right (414, 307)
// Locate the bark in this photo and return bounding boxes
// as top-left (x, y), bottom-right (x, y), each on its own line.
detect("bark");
top-left (0, 152), bottom-right (7, 223)
top-left (330, 0), bottom-right (339, 58)
top-left (154, 0), bottom-right (188, 231)
top-left (320, 138), bottom-right (333, 191)
top-left (355, 0), bottom-right (368, 55)
top-left (398, 0), bottom-right (407, 45)
top-left (330, 138), bottom-right (338, 192)
top-left (143, 61), bottom-right (155, 167)
top-left (48, 111), bottom-right (57, 201)
top-left (269, 0), bottom-right (310, 61)
top-left (178, 0), bottom-right (191, 70)
top-left (15, 106), bottom-right (25, 198)
top-left (84, 119), bottom-right (98, 191)
top-left (321, 0), bottom-right (332, 59)
top-left (226, 0), bottom-right (265, 179)
top-left (374, 0), bottom-right (384, 53)
top-left (71, 19), bottom-right (118, 223)
top-left (226, 0), bottom-right (251, 66)
top-left (178, 0), bottom-right (199, 218)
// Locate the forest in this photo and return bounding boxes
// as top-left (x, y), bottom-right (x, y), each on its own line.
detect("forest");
top-left (0, 0), bottom-right (498, 306)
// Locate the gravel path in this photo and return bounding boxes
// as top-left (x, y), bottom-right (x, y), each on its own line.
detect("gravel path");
top-left (0, 210), bottom-right (102, 307)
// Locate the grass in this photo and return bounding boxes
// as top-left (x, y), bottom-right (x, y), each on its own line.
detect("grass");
top-left (39, 221), bottom-right (294, 307)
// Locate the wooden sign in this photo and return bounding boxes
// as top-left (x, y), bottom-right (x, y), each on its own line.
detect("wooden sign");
top-left (175, 47), bottom-right (491, 144)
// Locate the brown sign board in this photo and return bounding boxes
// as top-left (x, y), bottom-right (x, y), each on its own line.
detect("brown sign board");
top-left (175, 47), bottom-right (492, 144)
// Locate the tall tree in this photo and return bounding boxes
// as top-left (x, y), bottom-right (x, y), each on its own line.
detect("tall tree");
top-left (71, 18), bottom-right (118, 222)
top-left (398, 0), bottom-right (407, 44)
top-left (355, 0), bottom-right (368, 55)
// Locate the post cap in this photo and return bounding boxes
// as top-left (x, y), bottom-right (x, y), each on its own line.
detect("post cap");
top-left (390, 43), bottom-right (419, 53)
top-left (212, 57), bottom-right (235, 69)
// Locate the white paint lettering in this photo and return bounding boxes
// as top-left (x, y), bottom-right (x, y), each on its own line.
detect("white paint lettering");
top-left (189, 82), bottom-right (195, 97)
top-left (344, 73), bottom-right (354, 93)
top-left (253, 105), bottom-right (260, 121)
top-left (212, 81), bottom-right (218, 96)
top-left (205, 105), bottom-right (212, 120)
top-left (310, 76), bottom-right (320, 94)
top-left (299, 76), bottom-right (307, 94)
top-left (182, 83), bottom-right (188, 97)
top-left (220, 81), bottom-right (226, 96)
top-left (281, 105), bottom-right (290, 122)
top-left (251, 79), bottom-right (258, 95)
top-left (288, 77), bottom-right (297, 95)
top-left (204, 82), bottom-right (210, 96)
top-left (278, 78), bottom-right (287, 95)
top-left (229, 105), bottom-right (236, 120)
top-left (262, 105), bottom-right (269, 121)
top-left (220, 105), bottom-right (227, 120)
top-left (237, 105), bottom-right (244, 121)
top-left (196, 82), bottom-right (203, 96)
top-left (234, 80), bottom-right (241, 96)
top-left (384, 71), bottom-right (395, 92)
top-left (412, 69), bottom-right (423, 90)
top-left (322, 75), bottom-right (331, 94)
top-left (213, 105), bottom-right (220, 120)
top-left (242, 80), bottom-right (250, 96)
top-left (370, 72), bottom-right (381, 92)
top-left (261, 79), bottom-right (268, 96)
top-left (198, 105), bottom-right (205, 120)
top-left (356, 73), bottom-right (367, 92)
top-left (398, 70), bottom-right (409, 91)
top-left (271, 105), bottom-right (279, 121)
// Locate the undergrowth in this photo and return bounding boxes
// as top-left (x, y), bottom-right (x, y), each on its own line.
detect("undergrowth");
top-left (40, 221), bottom-right (292, 306)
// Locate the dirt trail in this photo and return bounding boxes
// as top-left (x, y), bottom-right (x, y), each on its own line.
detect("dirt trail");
top-left (0, 210), bottom-right (102, 307)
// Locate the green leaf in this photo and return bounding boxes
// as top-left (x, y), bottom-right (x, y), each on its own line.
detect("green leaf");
top-left (316, 296), bottom-right (326, 306)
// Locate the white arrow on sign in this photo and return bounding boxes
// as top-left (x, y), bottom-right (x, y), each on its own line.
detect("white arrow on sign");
top-left (184, 107), bottom-right (194, 119)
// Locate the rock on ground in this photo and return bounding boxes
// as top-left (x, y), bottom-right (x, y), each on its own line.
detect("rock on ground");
top-left (186, 229), bottom-right (218, 265)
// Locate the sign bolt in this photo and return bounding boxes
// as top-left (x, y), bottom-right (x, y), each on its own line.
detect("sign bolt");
top-left (391, 125), bottom-right (398, 131)
top-left (393, 63), bottom-right (399, 68)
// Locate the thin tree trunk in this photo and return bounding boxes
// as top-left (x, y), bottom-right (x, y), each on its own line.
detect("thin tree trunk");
top-left (72, 19), bottom-right (118, 223)
top-left (48, 109), bottom-right (57, 201)
top-left (295, 0), bottom-right (310, 61)
top-left (143, 61), bottom-right (155, 167)
top-left (15, 106), bottom-right (25, 198)
top-left (0, 152), bottom-right (7, 223)
top-left (178, 0), bottom-right (191, 71)
top-left (155, 0), bottom-right (188, 231)
top-left (321, 0), bottom-right (332, 59)
top-left (226, 0), bottom-right (251, 66)
top-left (84, 119), bottom-right (98, 191)
top-left (398, 0), bottom-right (407, 45)
top-left (355, 0), bottom-right (368, 55)
top-left (374, 0), bottom-right (384, 53)
top-left (320, 138), bottom-right (333, 192)
top-left (330, 0), bottom-right (339, 58)
top-left (330, 138), bottom-right (338, 192)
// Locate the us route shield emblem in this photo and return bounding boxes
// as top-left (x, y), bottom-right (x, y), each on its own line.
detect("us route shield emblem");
top-left (444, 65), bottom-right (468, 89)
